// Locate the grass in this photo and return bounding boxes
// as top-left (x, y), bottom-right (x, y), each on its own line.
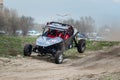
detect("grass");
top-left (64, 41), bottom-right (120, 57)
top-left (86, 40), bottom-right (120, 51)
top-left (0, 36), bottom-right (37, 57)
top-left (0, 35), bottom-right (120, 57)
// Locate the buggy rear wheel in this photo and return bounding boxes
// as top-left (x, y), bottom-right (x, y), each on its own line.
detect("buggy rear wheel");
top-left (24, 44), bottom-right (32, 56)
top-left (55, 51), bottom-right (63, 64)
top-left (77, 39), bottom-right (86, 53)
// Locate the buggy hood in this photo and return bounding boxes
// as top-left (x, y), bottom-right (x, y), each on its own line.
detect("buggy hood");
top-left (36, 36), bottom-right (63, 47)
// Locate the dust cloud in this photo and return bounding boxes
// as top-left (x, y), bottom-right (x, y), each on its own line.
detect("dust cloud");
top-left (103, 27), bottom-right (120, 41)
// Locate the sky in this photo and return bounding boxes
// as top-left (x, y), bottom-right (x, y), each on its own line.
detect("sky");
top-left (4, 0), bottom-right (120, 27)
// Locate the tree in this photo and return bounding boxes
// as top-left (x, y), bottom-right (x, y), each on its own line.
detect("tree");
top-left (2, 8), bottom-right (11, 34)
top-left (0, 11), bottom-right (5, 30)
top-left (0, 7), bottom-right (35, 36)
top-left (79, 16), bottom-right (95, 34)
top-left (62, 16), bottom-right (95, 35)
top-left (1, 8), bottom-right (19, 35)
top-left (8, 9), bottom-right (19, 36)
top-left (20, 16), bottom-right (34, 36)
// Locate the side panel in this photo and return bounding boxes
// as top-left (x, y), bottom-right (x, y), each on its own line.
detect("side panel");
top-left (64, 35), bottom-right (74, 50)
top-left (64, 32), bottom-right (79, 50)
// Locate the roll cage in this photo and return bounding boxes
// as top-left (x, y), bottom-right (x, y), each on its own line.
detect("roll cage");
top-left (42, 22), bottom-right (74, 40)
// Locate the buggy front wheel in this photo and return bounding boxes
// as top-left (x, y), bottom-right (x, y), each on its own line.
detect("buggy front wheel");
top-left (55, 51), bottom-right (63, 64)
top-left (24, 44), bottom-right (32, 56)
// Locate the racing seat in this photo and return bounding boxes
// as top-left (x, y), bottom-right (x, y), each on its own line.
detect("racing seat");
top-left (64, 33), bottom-right (70, 40)
top-left (59, 33), bottom-right (70, 40)
top-left (47, 30), bottom-right (58, 38)
top-left (59, 33), bottom-right (64, 39)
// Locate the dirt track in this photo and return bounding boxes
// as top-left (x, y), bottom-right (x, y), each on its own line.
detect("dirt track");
top-left (0, 46), bottom-right (120, 80)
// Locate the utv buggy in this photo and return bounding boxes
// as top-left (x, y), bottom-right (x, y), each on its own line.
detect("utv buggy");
top-left (24, 22), bottom-right (86, 64)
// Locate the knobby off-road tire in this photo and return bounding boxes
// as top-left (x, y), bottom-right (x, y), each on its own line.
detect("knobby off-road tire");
top-left (24, 44), bottom-right (32, 56)
top-left (77, 39), bottom-right (86, 53)
top-left (55, 51), bottom-right (63, 64)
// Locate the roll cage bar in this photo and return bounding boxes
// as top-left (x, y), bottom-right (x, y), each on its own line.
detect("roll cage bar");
top-left (46, 22), bottom-right (73, 30)
top-left (42, 22), bottom-right (74, 38)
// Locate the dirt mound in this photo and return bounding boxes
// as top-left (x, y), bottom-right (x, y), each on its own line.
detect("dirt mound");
top-left (0, 46), bottom-right (120, 80)
top-left (71, 46), bottom-right (120, 73)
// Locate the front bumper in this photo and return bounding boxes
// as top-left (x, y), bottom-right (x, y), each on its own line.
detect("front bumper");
top-left (33, 45), bottom-right (57, 54)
